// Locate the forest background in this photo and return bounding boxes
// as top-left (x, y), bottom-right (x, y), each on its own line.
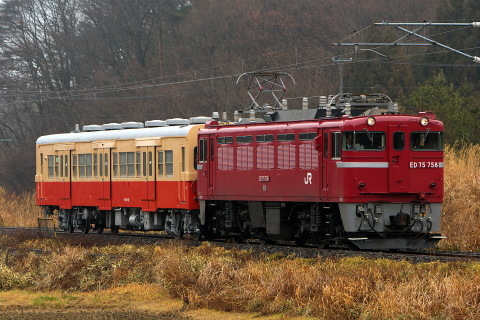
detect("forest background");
top-left (0, 0), bottom-right (479, 192)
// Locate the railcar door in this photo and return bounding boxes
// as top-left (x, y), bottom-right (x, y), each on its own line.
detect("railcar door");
top-left (388, 125), bottom-right (409, 192)
top-left (57, 150), bottom-right (71, 201)
top-left (98, 150), bottom-right (111, 201)
top-left (142, 147), bottom-right (156, 200)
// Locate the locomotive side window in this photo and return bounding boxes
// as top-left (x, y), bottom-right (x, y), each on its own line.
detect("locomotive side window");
top-left (277, 133), bottom-right (295, 141)
top-left (342, 131), bottom-right (385, 150)
top-left (257, 134), bottom-right (274, 169)
top-left (237, 135), bottom-right (253, 143)
top-left (198, 138), bottom-right (207, 163)
top-left (323, 133), bottom-right (328, 158)
top-left (256, 134), bottom-right (274, 142)
top-left (218, 136), bottom-right (233, 144)
top-left (331, 132), bottom-right (341, 159)
top-left (393, 132), bottom-right (405, 151)
top-left (411, 131), bottom-right (443, 151)
top-left (299, 132), bottom-right (317, 140)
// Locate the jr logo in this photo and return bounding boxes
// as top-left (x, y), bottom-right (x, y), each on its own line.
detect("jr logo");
top-left (304, 172), bottom-right (312, 184)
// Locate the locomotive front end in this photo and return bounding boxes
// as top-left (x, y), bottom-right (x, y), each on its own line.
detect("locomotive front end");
top-left (337, 112), bottom-right (444, 250)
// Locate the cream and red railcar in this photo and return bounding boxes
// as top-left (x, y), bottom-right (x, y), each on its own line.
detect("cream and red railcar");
top-left (197, 108), bottom-right (444, 250)
top-left (36, 120), bottom-right (205, 236)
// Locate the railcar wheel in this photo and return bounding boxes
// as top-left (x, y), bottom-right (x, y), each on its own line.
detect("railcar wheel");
top-left (110, 226), bottom-right (119, 234)
top-left (81, 219), bottom-right (90, 234)
top-left (67, 224), bottom-right (75, 233)
top-left (95, 225), bottom-right (104, 234)
top-left (192, 216), bottom-right (202, 241)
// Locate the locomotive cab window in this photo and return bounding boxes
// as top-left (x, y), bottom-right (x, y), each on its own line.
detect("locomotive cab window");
top-left (411, 131), bottom-right (443, 151)
top-left (393, 132), bottom-right (405, 151)
top-left (343, 131), bottom-right (385, 150)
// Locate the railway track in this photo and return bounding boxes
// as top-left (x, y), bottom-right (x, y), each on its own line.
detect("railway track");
top-left (2, 226), bottom-right (479, 263)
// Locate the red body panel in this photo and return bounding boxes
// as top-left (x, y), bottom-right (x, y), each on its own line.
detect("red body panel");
top-left (197, 116), bottom-right (444, 205)
top-left (36, 180), bottom-right (199, 211)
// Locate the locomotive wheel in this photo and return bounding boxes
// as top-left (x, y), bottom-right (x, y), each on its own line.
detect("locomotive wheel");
top-left (81, 219), bottom-right (90, 234)
top-left (317, 241), bottom-right (329, 249)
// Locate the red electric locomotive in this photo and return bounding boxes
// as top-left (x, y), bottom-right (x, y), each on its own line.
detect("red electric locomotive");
top-left (196, 94), bottom-right (444, 250)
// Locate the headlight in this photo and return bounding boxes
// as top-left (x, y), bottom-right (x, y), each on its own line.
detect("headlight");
top-left (420, 117), bottom-right (429, 126)
top-left (367, 116), bottom-right (376, 126)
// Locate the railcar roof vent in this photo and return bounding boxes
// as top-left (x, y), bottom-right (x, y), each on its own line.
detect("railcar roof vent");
top-left (121, 121), bottom-right (144, 129)
top-left (166, 118), bottom-right (190, 126)
top-left (145, 120), bottom-right (167, 127)
top-left (82, 125), bottom-right (104, 132)
top-left (189, 116), bottom-right (212, 124)
top-left (102, 123), bottom-right (122, 130)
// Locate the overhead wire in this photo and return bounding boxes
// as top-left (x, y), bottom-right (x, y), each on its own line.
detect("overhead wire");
top-left (1, 22), bottom-right (479, 107)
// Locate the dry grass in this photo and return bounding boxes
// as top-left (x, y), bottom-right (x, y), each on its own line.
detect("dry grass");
top-left (0, 239), bottom-right (480, 319)
top-left (0, 187), bottom-right (43, 228)
top-left (441, 144), bottom-right (480, 251)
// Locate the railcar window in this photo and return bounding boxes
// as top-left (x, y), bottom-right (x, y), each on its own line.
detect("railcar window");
top-left (332, 132), bottom-right (341, 158)
top-left (113, 153), bottom-right (118, 177)
top-left (47, 155), bottom-right (54, 179)
top-left (136, 152), bottom-right (141, 178)
top-left (60, 155), bottom-right (64, 177)
top-left (99, 154), bottom-right (103, 177)
top-left (411, 131), bottom-right (443, 151)
top-left (343, 131), bottom-right (385, 150)
top-left (142, 152), bottom-right (147, 176)
top-left (148, 151), bottom-right (153, 176)
top-left (165, 150), bottom-right (173, 177)
top-left (299, 132), bottom-right (317, 140)
top-left (65, 155), bottom-right (68, 178)
top-left (256, 134), bottom-right (274, 142)
top-left (54, 155), bottom-right (59, 178)
top-left (72, 155), bottom-right (77, 178)
top-left (117, 152), bottom-right (135, 178)
top-left (218, 136), bottom-right (233, 144)
top-left (277, 133), bottom-right (295, 141)
top-left (78, 154), bottom-right (93, 178)
top-left (393, 132), bottom-right (405, 151)
top-left (104, 154), bottom-right (108, 177)
top-left (193, 147), bottom-right (198, 170)
top-left (93, 154), bottom-right (98, 178)
top-left (158, 150), bottom-right (164, 177)
top-left (182, 147), bottom-right (185, 172)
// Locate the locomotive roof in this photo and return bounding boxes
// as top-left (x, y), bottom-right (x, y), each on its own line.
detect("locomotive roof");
top-left (36, 125), bottom-right (197, 145)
